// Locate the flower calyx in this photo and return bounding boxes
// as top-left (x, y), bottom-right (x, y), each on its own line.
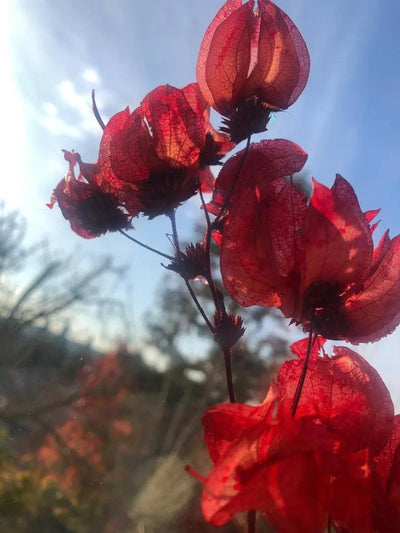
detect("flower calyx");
top-left (214, 310), bottom-right (245, 351)
top-left (165, 242), bottom-right (209, 282)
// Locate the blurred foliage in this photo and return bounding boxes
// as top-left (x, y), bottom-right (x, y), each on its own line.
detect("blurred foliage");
top-left (0, 206), bottom-right (288, 531)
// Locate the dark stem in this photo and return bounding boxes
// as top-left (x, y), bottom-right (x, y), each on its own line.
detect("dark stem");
top-left (200, 187), bottom-right (237, 402)
top-left (199, 186), bottom-right (212, 229)
top-left (199, 181), bottom-right (225, 315)
top-left (223, 347), bottom-right (236, 403)
top-left (168, 209), bottom-right (182, 259)
top-left (184, 278), bottom-right (215, 334)
top-left (168, 210), bottom-right (214, 334)
top-left (170, 205), bottom-right (236, 404)
top-left (91, 89), bottom-right (106, 130)
top-left (247, 511), bottom-right (256, 533)
top-left (291, 310), bottom-right (316, 417)
top-left (118, 229), bottom-right (174, 260)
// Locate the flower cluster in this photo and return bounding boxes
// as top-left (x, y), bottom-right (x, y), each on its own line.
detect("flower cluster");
top-left (49, 0), bottom-right (400, 531)
top-left (49, 84), bottom-right (231, 236)
top-left (196, 338), bottom-right (400, 532)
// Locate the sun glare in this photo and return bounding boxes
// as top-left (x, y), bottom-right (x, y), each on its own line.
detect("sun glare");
top-left (2, 1), bottom-right (28, 209)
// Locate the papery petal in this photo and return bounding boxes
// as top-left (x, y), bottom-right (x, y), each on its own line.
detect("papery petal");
top-left (202, 403), bottom-right (328, 532)
top-left (219, 140), bottom-right (307, 309)
top-left (289, 336), bottom-right (326, 360)
top-left (384, 445), bottom-right (400, 530)
top-left (211, 138), bottom-right (307, 210)
top-left (199, 167), bottom-right (215, 194)
top-left (277, 344), bottom-right (394, 456)
top-left (141, 84), bottom-right (204, 166)
top-left (261, 450), bottom-right (328, 533)
top-left (98, 107), bottom-right (132, 189)
top-left (204, 444), bottom-right (328, 531)
top-left (364, 208), bottom-right (380, 224)
top-left (374, 414), bottom-right (400, 488)
top-left (197, 0), bottom-right (309, 114)
top-left (302, 175), bottom-right (373, 292)
top-left (183, 83), bottom-right (235, 155)
top-left (345, 235), bottom-right (400, 342)
top-left (246, 1), bottom-right (310, 109)
top-left (202, 386), bottom-right (276, 462)
top-left (182, 82), bottom-right (209, 118)
top-left (196, 1), bottom-right (254, 114)
top-left (221, 177), bottom-right (307, 309)
top-left (371, 230), bottom-right (391, 272)
top-left (329, 449), bottom-right (373, 533)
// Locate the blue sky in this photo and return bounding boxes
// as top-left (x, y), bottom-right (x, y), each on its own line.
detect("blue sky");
top-left (4, 1), bottom-right (400, 399)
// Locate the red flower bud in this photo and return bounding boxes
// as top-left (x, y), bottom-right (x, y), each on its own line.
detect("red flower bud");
top-left (98, 84), bottom-right (232, 218)
top-left (196, 0), bottom-right (310, 141)
top-left (48, 151), bottom-right (131, 239)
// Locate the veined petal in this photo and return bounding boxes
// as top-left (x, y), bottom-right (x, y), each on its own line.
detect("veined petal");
top-left (196, 1), bottom-right (254, 114)
top-left (246, 0), bottom-right (310, 108)
top-left (277, 344), bottom-right (394, 456)
top-left (345, 235), bottom-right (400, 342)
top-left (302, 175), bottom-right (373, 292)
top-left (221, 177), bottom-right (306, 309)
top-left (141, 84), bottom-right (203, 167)
top-left (212, 138), bottom-right (307, 213)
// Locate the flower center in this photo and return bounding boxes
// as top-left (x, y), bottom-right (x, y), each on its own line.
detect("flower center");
top-left (138, 169), bottom-right (198, 219)
top-left (302, 281), bottom-right (348, 339)
top-left (77, 192), bottom-right (129, 234)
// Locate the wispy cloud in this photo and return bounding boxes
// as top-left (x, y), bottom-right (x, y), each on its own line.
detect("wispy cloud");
top-left (301, 2), bottom-right (379, 173)
top-left (39, 68), bottom-right (106, 138)
top-left (82, 67), bottom-right (101, 85)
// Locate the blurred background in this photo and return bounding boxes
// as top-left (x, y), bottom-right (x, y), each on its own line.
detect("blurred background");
top-left (1, 0), bottom-right (400, 531)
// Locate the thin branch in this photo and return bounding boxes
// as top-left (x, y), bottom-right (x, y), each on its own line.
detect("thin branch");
top-left (119, 229), bottom-right (174, 260)
top-left (199, 186), bottom-right (212, 230)
top-left (168, 209), bottom-right (215, 329)
top-left (223, 347), bottom-right (236, 403)
top-left (0, 391), bottom-right (80, 420)
top-left (9, 261), bottom-right (61, 319)
top-left (91, 89), bottom-right (106, 130)
top-left (184, 279), bottom-right (214, 334)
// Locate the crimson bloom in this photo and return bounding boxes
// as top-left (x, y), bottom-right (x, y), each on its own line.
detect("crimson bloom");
top-left (197, 339), bottom-right (395, 532)
top-left (221, 174), bottom-right (400, 343)
top-left (48, 151), bottom-right (131, 239)
top-left (98, 83), bottom-right (231, 219)
top-left (196, 0), bottom-right (310, 142)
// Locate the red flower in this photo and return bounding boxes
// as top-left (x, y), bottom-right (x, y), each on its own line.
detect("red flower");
top-left (201, 387), bottom-right (329, 531)
top-left (48, 151), bottom-right (131, 239)
top-left (98, 84), bottom-right (231, 219)
top-left (197, 340), bottom-right (395, 532)
top-left (221, 174), bottom-right (400, 342)
top-left (196, 0), bottom-right (310, 141)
